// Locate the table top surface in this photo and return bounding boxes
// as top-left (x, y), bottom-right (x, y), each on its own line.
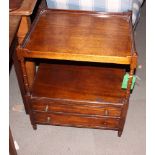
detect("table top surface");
top-left (9, 15), bottom-right (21, 47)
top-left (22, 9), bottom-right (135, 64)
top-left (9, 0), bottom-right (37, 16)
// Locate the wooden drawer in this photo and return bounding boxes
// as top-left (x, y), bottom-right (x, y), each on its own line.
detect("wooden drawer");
top-left (33, 112), bottom-right (120, 129)
top-left (31, 101), bottom-right (122, 117)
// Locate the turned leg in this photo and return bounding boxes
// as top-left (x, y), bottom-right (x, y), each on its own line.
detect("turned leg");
top-left (13, 51), bottom-right (29, 114)
top-left (118, 130), bottom-right (123, 137)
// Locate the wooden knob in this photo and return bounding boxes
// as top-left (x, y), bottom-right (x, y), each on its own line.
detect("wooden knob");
top-left (47, 117), bottom-right (51, 123)
top-left (104, 109), bottom-right (109, 116)
top-left (103, 122), bottom-right (107, 126)
top-left (45, 105), bottom-right (49, 112)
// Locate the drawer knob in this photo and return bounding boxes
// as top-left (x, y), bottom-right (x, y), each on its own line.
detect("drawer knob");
top-left (103, 120), bottom-right (108, 126)
top-left (45, 105), bottom-right (49, 112)
top-left (104, 109), bottom-right (109, 116)
top-left (103, 122), bottom-right (107, 126)
top-left (47, 117), bottom-right (51, 123)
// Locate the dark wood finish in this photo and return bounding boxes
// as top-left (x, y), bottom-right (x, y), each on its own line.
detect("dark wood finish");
top-left (21, 9), bottom-right (133, 64)
top-left (9, 0), bottom-right (23, 12)
top-left (29, 62), bottom-right (126, 133)
top-left (33, 112), bottom-right (120, 130)
top-left (32, 63), bottom-right (126, 103)
top-left (16, 9), bottom-right (138, 136)
top-left (26, 11), bottom-right (132, 56)
top-left (13, 52), bottom-right (29, 113)
top-left (31, 101), bottom-right (122, 117)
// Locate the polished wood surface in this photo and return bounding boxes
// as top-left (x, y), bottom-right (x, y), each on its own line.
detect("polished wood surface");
top-left (16, 9), bottom-right (138, 136)
top-left (9, 0), bottom-right (23, 12)
top-left (22, 9), bottom-right (133, 64)
top-left (32, 63), bottom-right (126, 103)
top-left (32, 101), bottom-right (122, 117)
top-left (30, 62), bottom-right (126, 133)
top-left (9, 0), bottom-right (38, 16)
top-left (33, 112), bottom-right (120, 130)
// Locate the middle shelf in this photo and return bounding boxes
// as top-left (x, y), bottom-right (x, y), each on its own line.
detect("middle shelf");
top-left (30, 61), bottom-right (127, 104)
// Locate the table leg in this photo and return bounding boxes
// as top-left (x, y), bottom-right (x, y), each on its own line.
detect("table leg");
top-left (13, 51), bottom-right (29, 114)
top-left (13, 16), bottom-right (36, 113)
top-left (18, 16), bottom-right (36, 88)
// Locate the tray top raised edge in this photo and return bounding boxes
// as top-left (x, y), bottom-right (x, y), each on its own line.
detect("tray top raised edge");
top-left (19, 9), bottom-right (136, 64)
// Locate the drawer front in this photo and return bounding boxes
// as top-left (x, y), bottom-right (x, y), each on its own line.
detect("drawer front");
top-left (33, 112), bottom-right (120, 129)
top-left (31, 101), bottom-right (122, 117)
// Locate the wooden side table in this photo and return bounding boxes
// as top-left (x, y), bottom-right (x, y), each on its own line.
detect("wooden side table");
top-left (16, 9), bottom-right (137, 136)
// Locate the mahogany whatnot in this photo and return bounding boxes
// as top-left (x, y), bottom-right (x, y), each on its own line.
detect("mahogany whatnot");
top-left (16, 9), bottom-right (138, 137)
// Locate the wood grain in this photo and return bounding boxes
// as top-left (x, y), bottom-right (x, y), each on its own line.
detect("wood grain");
top-left (31, 101), bottom-right (122, 117)
top-left (33, 112), bottom-right (120, 130)
top-left (16, 9), bottom-right (138, 136)
top-left (21, 9), bottom-right (133, 64)
top-left (31, 63), bottom-right (126, 103)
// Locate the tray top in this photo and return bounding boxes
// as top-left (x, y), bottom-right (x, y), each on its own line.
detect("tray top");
top-left (22, 9), bottom-right (135, 64)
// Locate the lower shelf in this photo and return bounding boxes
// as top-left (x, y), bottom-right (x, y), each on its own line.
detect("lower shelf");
top-left (31, 62), bottom-right (126, 104)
